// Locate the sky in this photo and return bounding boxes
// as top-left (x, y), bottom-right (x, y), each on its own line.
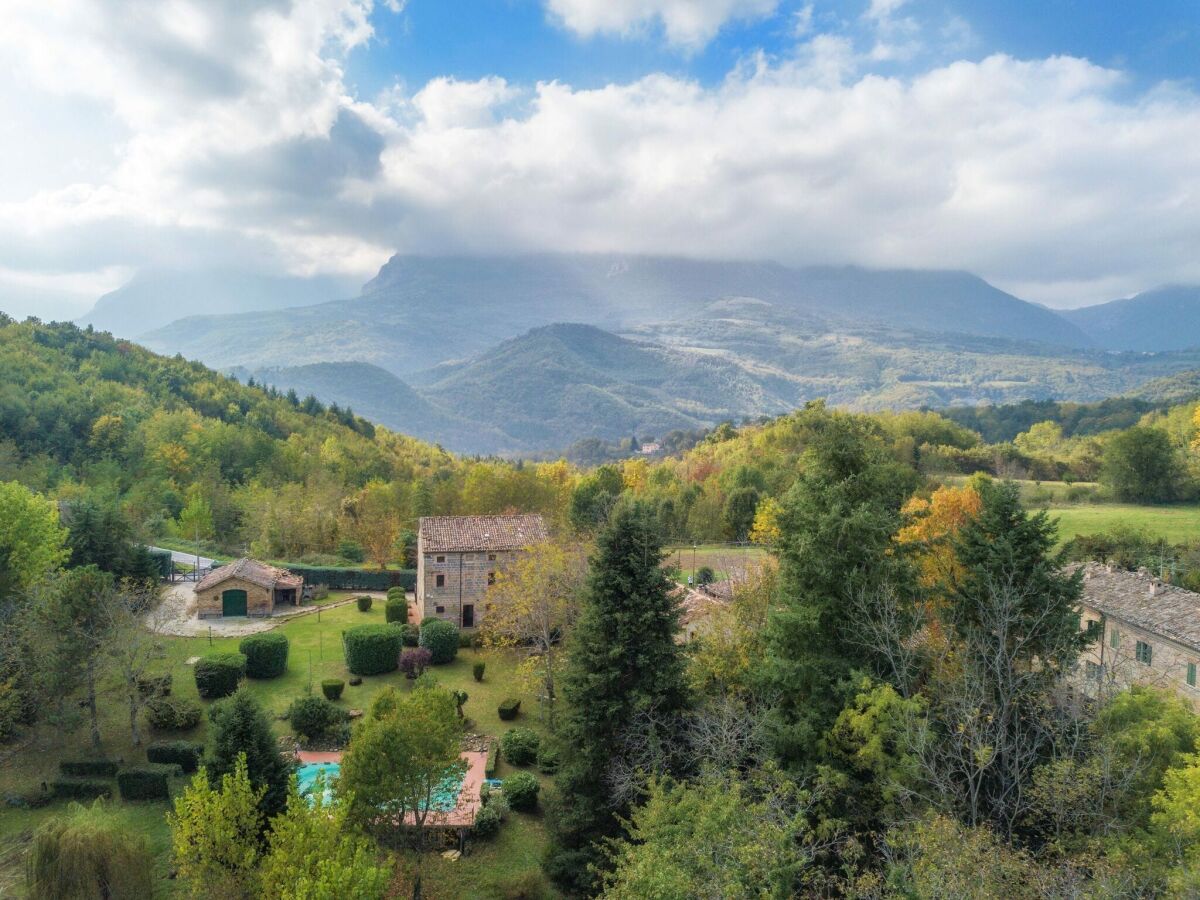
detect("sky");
top-left (0, 0), bottom-right (1198, 319)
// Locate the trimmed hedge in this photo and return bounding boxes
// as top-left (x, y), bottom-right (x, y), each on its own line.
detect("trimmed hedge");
top-left (419, 619), bottom-right (459, 665)
top-left (356, 595), bottom-right (373, 612)
top-left (145, 696), bottom-right (202, 731)
top-left (60, 760), bottom-right (118, 778)
top-left (473, 661), bottom-right (486, 682)
top-left (502, 772), bottom-right (539, 811)
top-left (485, 741), bottom-right (499, 777)
top-left (321, 679), bottom-right (345, 701)
top-left (146, 741), bottom-right (203, 773)
top-left (117, 766), bottom-right (172, 801)
top-left (342, 625), bottom-right (402, 676)
top-left (386, 586), bottom-right (405, 602)
top-left (385, 597), bottom-right (407, 624)
top-left (193, 652), bottom-right (246, 699)
top-left (286, 565), bottom-right (415, 592)
top-left (239, 633), bottom-right (289, 679)
top-left (497, 698), bottom-right (521, 721)
top-left (501, 728), bottom-right (540, 767)
top-left (51, 779), bottom-right (112, 801)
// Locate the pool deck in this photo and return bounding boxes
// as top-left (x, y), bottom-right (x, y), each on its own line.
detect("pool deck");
top-left (295, 748), bottom-right (488, 828)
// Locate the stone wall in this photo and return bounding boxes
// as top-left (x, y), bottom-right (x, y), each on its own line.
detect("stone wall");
top-left (1078, 604), bottom-right (1200, 710)
top-left (418, 549), bottom-right (518, 628)
top-left (196, 576), bottom-right (274, 619)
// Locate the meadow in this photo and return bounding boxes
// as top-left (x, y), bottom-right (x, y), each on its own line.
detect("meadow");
top-left (0, 600), bottom-right (557, 898)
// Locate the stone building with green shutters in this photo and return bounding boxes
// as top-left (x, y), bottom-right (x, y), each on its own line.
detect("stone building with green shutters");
top-left (194, 557), bottom-right (303, 618)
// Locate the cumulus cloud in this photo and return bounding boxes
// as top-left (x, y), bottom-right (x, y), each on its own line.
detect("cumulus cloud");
top-left (544, 0), bottom-right (780, 47)
top-left (2, 0), bottom-right (1200, 317)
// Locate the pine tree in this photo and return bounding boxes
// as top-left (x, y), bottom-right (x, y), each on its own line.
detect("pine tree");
top-left (544, 501), bottom-right (687, 894)
top-left (758, 412), bottom-right (919, 769)
top-left (205, 689), bottom-right (291, 818)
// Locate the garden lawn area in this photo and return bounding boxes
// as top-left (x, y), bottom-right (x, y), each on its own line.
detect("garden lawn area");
top-left (1048, 503), bottom-right (1200, 545)
top-left (0, 600), bottom-right (558, 898)
top-left (665, 543), bottom-right (766, 583)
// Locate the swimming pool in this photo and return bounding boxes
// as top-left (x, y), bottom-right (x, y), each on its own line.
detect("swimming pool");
top-left (295, 761), bottom-right (466, 812)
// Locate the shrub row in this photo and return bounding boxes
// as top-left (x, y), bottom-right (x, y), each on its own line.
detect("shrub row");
top-left (60, 760), bottom-right (118, 778)
top-left (194, 652), bottom-right (246, 699)
top-left (286, 566), bottom-right (415, 592)
top-left (485, 741), bottom-right (499, 777)
top-left (145, 696), bottom-right (202, 731)
top-left (239, 633), bottom-right (289, 679)
top-left (146, 741), bottom-right (203, 773)
top-left (419, 619), bottom-right (459, 665)
top-left (50, 780), bottom-right (111, 801)
top-left (343, 625), bottom-right (402, 675)
top-left (117, 766), bottom-right (174, 801)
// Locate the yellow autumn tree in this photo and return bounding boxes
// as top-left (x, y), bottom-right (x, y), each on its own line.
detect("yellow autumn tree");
top-left (686, 560), bottom-right (777, 695)
top-left (748, 497), bottom-right (783, 547)
top-left (894, 483), bottom-right (983, 592)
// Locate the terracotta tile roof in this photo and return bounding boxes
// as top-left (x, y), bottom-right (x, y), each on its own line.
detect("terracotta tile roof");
top-left (418, 515), bottom-right (549, 553)
top-left (1075, 561), bottom-right (1200, 651)
top-left (195, 557), bottom-right (303, 593)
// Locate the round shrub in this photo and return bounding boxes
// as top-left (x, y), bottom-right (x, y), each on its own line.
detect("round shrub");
top-left (387, 586), bottom-right (405, 602)
top-left (473, 795), bottom-right (508, 838)
top-left (385, 596), bottom-right (407, 623)
top-left (399, 646), bottom-right (432, 679)
top-left (402, 623), bottom-right (419, 647)
top-left (145, 696), bottom-right (202, 731)
top-left (502, 772), bottom-right (539, 811)
top-left (321, 679), bottom-right (345, 701)
top-left (419, 619), bottom-right (459, 665)
top-left (473, 661), bottom-right (486, 682)
top-left (501, 728), bottom-right (540, 767)
top-left (536, 743), bottom-right (561, 775)
top-left (193, 652), bottom-right (246, 699)
top-left (288, 696), bottom-right (347, 742)
top-left (343, 624), bottom-right (402, 676)
top-left (239, 632), bottom-right (289, 679)
top-left (356, 595), bottom-right (372, 612)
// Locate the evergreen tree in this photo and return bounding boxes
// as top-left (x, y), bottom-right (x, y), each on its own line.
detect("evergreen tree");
top-left (544, 501), bottom-right (687, 894)
top-left (758, 411), bottom-right (919, 769)
top-left (205, 689), bottom-right (291, 818)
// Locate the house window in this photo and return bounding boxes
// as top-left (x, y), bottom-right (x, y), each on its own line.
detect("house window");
top-left (488, 553), bottom-right (496, 561)
top-left (1135, 641), bottom-right (1153, 666)
top-left (487, 571), bottom-right (496, 585)
top-left (436, 555), bottom-right (445, 563)
top-left (1189, 663), bottom-right (1197, 688)
top-left (1084, 619), bottom-right (1101, 639)
top-left (435, 574), bottom-right (445, 588)
top-left (1109, 628), bottom-right (1120, 650)
top-left (435, 605), bottom-right (445, 614)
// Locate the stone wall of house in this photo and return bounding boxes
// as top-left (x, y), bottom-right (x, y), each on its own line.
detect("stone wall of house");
top-left (1078, 604), bottom-right (1200, 710)
top-left (419, 549), bottom-right (518, 628)
top-left (196, 576), bottom-right (274, 618)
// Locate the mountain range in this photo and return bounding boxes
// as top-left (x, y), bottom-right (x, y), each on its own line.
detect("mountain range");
top-left (69, 255), bottom-right (1200, 455)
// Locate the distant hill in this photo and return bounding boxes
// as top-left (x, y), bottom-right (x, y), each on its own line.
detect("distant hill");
top-left (79, 268), bottom-right (358, 337)
top-left (1124, 368), bottom-right (1200, 405)
top-left (141, 254), bottom-right (1092, 375)
top-left (1064, 286), bottom-right (1200, 351)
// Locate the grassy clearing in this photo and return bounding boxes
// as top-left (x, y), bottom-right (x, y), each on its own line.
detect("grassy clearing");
top-left (1046, 504), bottom-right (1200, 545)
top-left (664, 544), bottom-right (767, 583)
top-left (0, 601), bottom-right (557, 898)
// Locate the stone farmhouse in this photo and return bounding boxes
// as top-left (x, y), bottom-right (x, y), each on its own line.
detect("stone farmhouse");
top-left (1076, 561), bottom-right (1200, 708)
top-left (417, 515), bottom-right (549, 629)
top-left (195, 557), bottom-right (303, 618)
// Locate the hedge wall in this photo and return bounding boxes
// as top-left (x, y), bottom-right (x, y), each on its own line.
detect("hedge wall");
top-left (51, 780), bottom-right (112, 800)
top-left (147, 741), bottom-right (203, 773)
top-left (239, 632), bottom-right (289, 679)
top-left (60, 760), bottom-right (119, 778)
top-left (117, 766), bottom-right (173, 801)
top-left (287, 566), bottom-right (416, 592)
top-left (343, 625), bottom-right (402, 676)
top-left (194, 652), bottom-right (246, 699)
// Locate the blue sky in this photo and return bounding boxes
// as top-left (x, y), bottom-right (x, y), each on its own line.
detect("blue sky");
top-left (0, 0), bottom-right (1198, 319)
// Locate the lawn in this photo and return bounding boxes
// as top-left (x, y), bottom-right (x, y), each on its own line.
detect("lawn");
top-left (1047, 504), bottom-right (1200, 545)
top-left (665, 543), bottom-right (766, 583)
top-left (0, 601), bottom-right (558, 898)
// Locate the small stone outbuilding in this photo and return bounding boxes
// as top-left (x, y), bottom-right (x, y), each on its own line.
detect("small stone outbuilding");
top-left (194, 558), bottom-right (304, 618)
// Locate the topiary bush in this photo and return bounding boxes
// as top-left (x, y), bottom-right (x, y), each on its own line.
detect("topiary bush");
top-left (193, 652), bottom-right (246, 699)
top-left (356, 595), bottom-right (372, 612)
top-left (419, 619), bottom-right (459, 664)
top-left (239, 632), bottom-right (289, 679)
top-left (116, 766), bottom-right (172, 801)
top-left (145, 696), bottom-right (202, 731)
top-left (536, 743), bottom-right (561, 775)
top-left (497, 698), bottom-right (521, 721)
top-left (146, 741), bottom-right (203, 773)
top-left (501, 728), bottom-right (540, 766)
top-left (473, 795), bottom-right (508, 838)
top-left (385, 596), bottom-right (407, 623)
top-left (473, 661), bottom-right (486, 682)
top-left (502, 772), bottom-right (539, 811)
top-left (399, 647), bottom-right (432, 679)
top-left (60, 760), bottom-right (118, 778)
top-left (485, 741), bottom-right (499, 777)
top-left (342, 624), bottom-right (402, 675)
top-left (387, 586), bottom-right (405, 602)
top-left (321, 679), bottom-right (345, 701)
top-left (50, 780), bottom-right (112, 801)
top-left (288, 695), bottom-right (347, 742)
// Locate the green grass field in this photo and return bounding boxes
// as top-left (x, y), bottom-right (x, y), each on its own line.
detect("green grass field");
top-left (0, 601), bottom-right (557, 898)
top-left (1046, 504), bottom-right (1200, 545)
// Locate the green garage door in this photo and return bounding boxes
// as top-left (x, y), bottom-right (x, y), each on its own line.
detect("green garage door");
top-left (222, 589), bottom-right (248, 616)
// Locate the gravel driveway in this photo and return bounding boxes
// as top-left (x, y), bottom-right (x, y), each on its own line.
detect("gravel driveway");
top-left (150, 584), bottom-right (376, 637)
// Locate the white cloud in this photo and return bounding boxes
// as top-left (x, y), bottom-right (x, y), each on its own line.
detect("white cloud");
top-left (1, 0), bottom-right (1200, 317)
top-left (544, 0), bottom-right (779, 48)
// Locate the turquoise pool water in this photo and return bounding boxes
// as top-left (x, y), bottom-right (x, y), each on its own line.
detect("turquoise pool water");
top-left (295, 762), bottom-right (466, 812)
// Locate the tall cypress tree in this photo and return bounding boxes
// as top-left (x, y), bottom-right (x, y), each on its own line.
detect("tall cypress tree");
top-left (758, 411), bottom-right (919, 769)
top-left (544, 501), bottom-right (687, 894)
